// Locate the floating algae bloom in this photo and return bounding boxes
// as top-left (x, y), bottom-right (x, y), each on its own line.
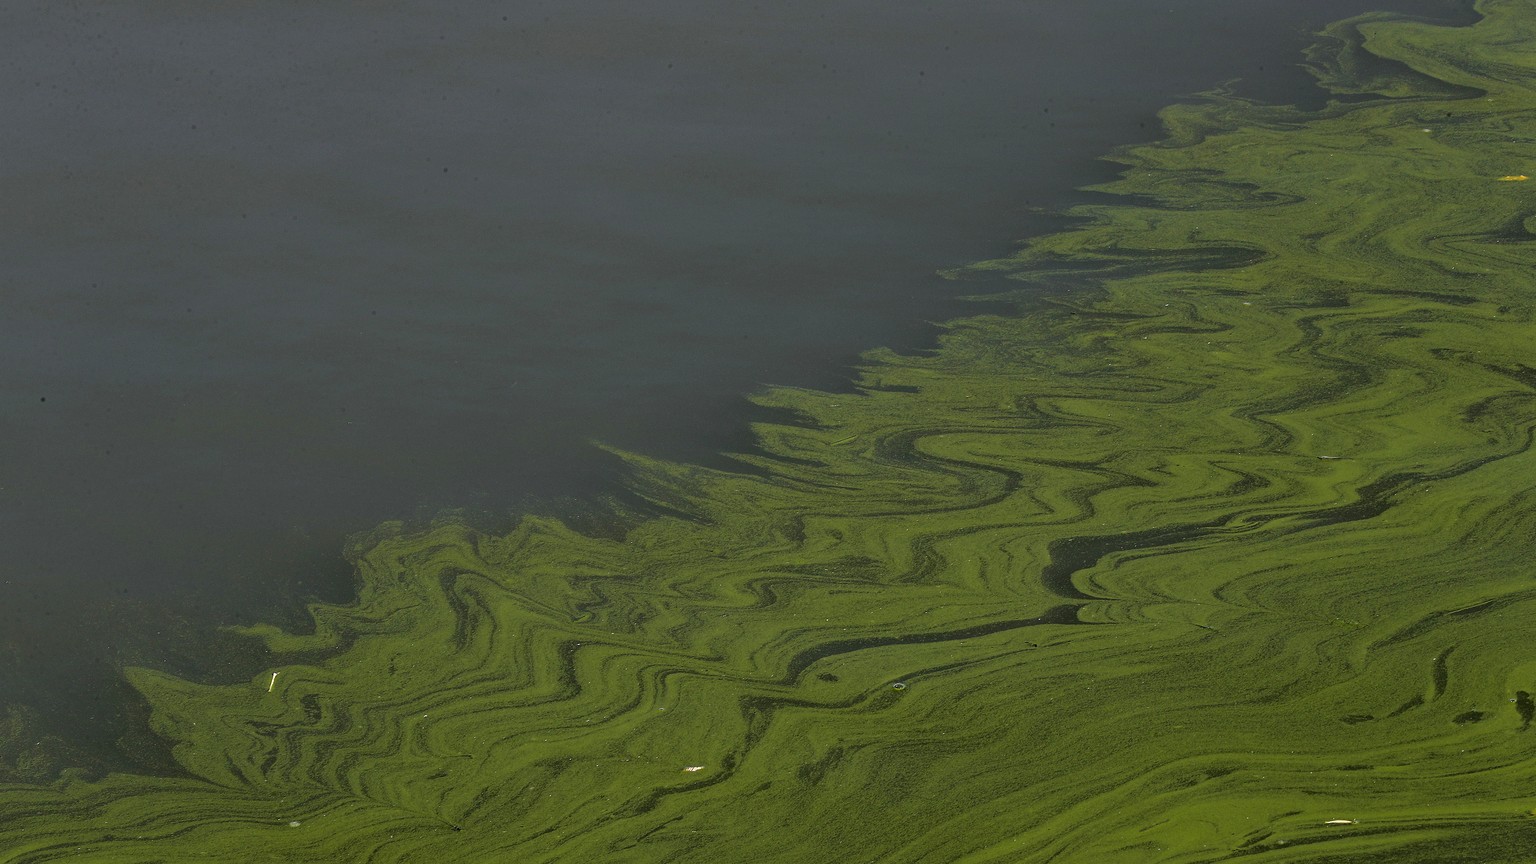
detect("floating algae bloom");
top-left (10, 2), bottom-right (1536, 861)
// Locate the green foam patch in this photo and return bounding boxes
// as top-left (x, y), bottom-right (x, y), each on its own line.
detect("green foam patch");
top-left (9, 2), bottom-right (1536, 861)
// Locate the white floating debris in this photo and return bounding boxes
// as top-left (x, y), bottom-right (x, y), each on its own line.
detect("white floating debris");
top-left (288, 821), bottom-right (302, 828)
top-left (682, 766), bottom-right (705, 772)
top-left (1323, 819), bottom-right (1358, 826)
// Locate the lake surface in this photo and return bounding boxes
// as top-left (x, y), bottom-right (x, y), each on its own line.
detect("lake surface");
top-left (2, 0), bottom-right (1471, 761)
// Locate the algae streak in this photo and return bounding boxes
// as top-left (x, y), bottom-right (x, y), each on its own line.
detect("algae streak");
top-left (8, 2), bottom-right (1536, 861)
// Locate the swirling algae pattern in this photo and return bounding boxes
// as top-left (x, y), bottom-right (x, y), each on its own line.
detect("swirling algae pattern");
top-left (10, 2), bottom-right (1536, 861)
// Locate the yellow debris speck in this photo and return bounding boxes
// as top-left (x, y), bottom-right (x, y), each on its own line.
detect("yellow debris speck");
top-left (1497, 175), bottom-right (1529, 181)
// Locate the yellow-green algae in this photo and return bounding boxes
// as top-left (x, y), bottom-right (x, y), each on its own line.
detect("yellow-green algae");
top-left (9, 2), bottom-right (1536, 861)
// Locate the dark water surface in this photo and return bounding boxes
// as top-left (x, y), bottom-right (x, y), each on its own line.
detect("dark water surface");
top-left (2, 0), bottom-right (1469, 757)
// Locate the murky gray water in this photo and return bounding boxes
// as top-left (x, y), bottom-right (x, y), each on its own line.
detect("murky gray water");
top-left (1, 0), bottom-right (1470, 758)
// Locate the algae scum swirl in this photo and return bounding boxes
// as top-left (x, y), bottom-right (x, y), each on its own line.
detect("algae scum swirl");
top-left (11, 2), bottom-right (1536, 861)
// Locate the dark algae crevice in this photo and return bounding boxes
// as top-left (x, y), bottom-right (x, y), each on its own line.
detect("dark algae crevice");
top-left (14, 1), bottom-right (1536, 861)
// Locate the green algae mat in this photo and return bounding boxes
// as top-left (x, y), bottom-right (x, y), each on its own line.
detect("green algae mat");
top-left (13, 2), bottom-right (1536, 861)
